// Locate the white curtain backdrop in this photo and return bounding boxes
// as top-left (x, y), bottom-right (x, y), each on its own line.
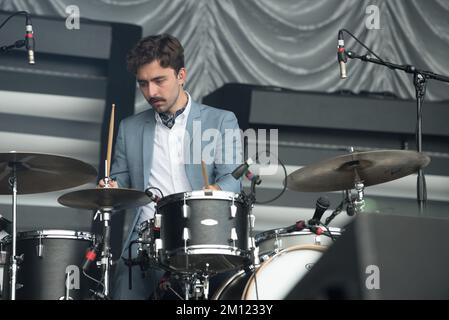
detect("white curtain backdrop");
top-left (2, 0), bottom-right (449, 103)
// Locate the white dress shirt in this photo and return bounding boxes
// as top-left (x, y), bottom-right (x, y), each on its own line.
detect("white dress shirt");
top-left (138, 92), bottom-right (192, 224)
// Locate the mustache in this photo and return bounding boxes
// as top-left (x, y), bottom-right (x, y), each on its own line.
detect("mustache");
top-left (149, 97), bottom-right (165, 104)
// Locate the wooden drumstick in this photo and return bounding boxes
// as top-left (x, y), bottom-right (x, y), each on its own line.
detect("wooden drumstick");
top-left (201, 160), bottom-right (209, 188)
top-left (106, 103), bottom-right (115, 178)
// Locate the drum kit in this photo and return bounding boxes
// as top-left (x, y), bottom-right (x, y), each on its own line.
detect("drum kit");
top-left (0, 148), bottom-right (430, 300)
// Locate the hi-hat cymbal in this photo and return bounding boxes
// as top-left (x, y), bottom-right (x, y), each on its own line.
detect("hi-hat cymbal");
top-left (0, 152), bottom-right (97, 195)
top-left (286, 150), bottom-right (430, 192)
top-left (58, 188), bottom-right (152, 211)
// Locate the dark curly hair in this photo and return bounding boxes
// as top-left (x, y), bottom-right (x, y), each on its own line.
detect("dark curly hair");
top-left (126, 34), bottom-right (185, 74)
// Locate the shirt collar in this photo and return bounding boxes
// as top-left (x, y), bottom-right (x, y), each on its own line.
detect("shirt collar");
top-left (155, 91), bottom-right (191, 127)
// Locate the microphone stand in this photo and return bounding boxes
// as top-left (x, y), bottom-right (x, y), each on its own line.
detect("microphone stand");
top-left (345, 49), bottom-right (449, 215)
top-left (245, 175), bottom-right (261, 267)
top-left (92, 207), bottom-right (112, 299)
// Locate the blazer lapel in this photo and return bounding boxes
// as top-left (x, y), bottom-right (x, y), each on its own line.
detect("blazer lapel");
top-left (185, 101), bottom-right (201, 144)
top-left (142, 109), bottom-right (156, 190)
top-left (185, 102), bottom-right (201, 184)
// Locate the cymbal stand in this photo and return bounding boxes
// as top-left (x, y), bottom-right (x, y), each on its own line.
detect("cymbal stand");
top-left (90, 161), bottom-right (114, 298)
top-left (348, 169), bottom-right (365, 215)
top-left (353, 181), bottom-right (365, 214)
top-left (7, 162), bottom-right (20, 300)
top-left (343, 28), bottom-right (449, 215)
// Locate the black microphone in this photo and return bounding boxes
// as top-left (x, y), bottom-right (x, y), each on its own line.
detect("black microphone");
top-left (337, 30), bottom-right (346, 79)
top-left (25, 14), bottom-right (35, 65)
top-left (231, 158), bottom-right (253, 180)
top-left (308, 196), bottom-right (330, 226)
top-left (145, 189), bottom-right (161, 203)
top-left (82, 242), bottom-right (101, 271)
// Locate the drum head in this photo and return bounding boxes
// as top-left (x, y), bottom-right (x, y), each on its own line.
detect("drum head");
top-left (244, 245), bottom-right (326, 300)
top-left (157, 190), bottom-right (244, 208)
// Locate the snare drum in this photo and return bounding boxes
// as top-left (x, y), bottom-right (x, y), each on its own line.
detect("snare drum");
top-left (3, 230), bottom-right (96, 300)
top-left (156, 190), bottom-right (250, 273)
top-left (256, 227), bottom-right (341, 260)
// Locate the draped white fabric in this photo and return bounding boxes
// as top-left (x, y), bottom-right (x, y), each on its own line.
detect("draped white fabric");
top-left (2, 0), bottom-right (449, 102)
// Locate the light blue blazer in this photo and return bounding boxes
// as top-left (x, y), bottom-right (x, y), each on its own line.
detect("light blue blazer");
top-left (111, 100), bottom-right (243, 253)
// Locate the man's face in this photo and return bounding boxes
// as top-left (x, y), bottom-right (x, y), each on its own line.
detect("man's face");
top-left (136, 60), bottom-right (186, 114)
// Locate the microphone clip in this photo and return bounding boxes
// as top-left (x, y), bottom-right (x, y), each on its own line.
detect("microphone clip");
top-left (145, 188), bottom-right (161, 203)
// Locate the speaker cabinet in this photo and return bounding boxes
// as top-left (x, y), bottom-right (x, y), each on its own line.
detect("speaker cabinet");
top-left (286, 213), bottom-right (449, 299)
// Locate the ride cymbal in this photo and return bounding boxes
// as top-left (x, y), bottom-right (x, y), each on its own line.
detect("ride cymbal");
top-left (286, 150), bottom-right (430, 192)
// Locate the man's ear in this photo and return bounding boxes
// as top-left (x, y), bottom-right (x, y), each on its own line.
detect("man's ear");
top-left (177, 68), bottom-right (187, 84)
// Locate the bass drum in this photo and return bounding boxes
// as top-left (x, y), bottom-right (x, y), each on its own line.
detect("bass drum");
top-left (213, 245), bottom-right (326, 300)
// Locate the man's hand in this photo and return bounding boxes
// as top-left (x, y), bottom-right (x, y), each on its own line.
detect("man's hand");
top-left (203, 184), bottom-right (221, 191)
top-left (97, 178), bottom-right (118, 188)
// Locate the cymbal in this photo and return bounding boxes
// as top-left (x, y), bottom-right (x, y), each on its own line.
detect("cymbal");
top-left (286, 150), bottom-right (430, 192)
top-left (0, 152), bottom-right (97, 195)
top-left (58, 188), bottom-right (152, 210)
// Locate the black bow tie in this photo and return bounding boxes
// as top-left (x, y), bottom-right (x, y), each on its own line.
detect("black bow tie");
top-left (159, 107), bottom-right (186, 129)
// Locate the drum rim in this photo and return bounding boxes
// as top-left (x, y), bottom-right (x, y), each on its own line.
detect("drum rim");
top-left (243, 244), bottom-right (326, 299)
top-left (16, 229), bottom-right (94, 241)
top-left (163, 245), bottom-right (249, 257)
top-left (211, 269), bottom-right (247, 300)
top-left (255, 227), bottom-right (342, 243)
top-left (157, 190), bottom-right (244, 208)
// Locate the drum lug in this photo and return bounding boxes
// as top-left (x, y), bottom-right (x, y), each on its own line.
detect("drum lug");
top-left (183, 228), bottom-right (190, 254)
top-left (248, 236), bottom-right (260, 265)
top-left (248, 236), bottom-right (255, 250)
top-left (249, 214), bottom-right (256, 229)
top-left (154, 214), bottom-right (161, 228)
top-left (183, 194), bottom-right (190, 219)
top-left (230, 203), bottom-right (237, 218)
top-left (229, 227), bottom-right (238, 249)
top-left (230, 228), bottom-right (238, 241)
top-left (274, 231), bottom-right (281, 253)
top-left (253, 247), bottom-right (261, 266)
top-left (36, 236), bottom-right (44, 258)
top-left (155, 239), bottom-right (163, 254)
top-left (183, 204), bottom-right (190, 219)
top-left (183, 228), bottom-right (190, 241)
